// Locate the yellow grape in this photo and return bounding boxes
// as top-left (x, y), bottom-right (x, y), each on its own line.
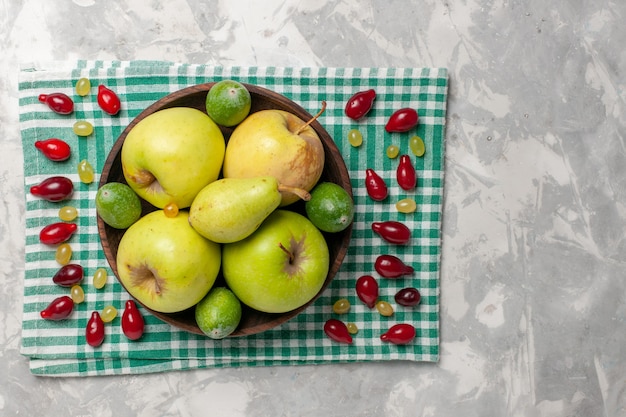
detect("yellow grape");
top-left (164, 202), bottom-right (179, 218)
top-left (101, 305), bottom-right (118, 323)
top-left (70, 285), bottom-right (85, 304)
top-left (58, 205), bottom-right (78, 221)
top-left (386, 144), bottom-right (400, 159)
top-left (347, 129), bottom-right (363, 147)
top-left (93, 268), bottom-right (107, 289)
top-left (376, 300), bottom-right (394, 317)
top-left (55, 243), bottom-right (72, 265)
top-left (75, 77), bottom-right (91, 96)
top-left (409, 135), bottom-right (425, 157)
top-left (73, 120), bottom-right (93, 137)
top-left (346, 322), bottom-right (358, 334)
top-left (396, 198), bottom-right (417, 213)
top-left (332, 298), bottom-right (351, 314)
top-left (77, 159), bottom-right (95, 184)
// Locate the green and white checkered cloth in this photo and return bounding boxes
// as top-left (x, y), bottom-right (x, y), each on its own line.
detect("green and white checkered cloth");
top-left (19, 61), bottom-right (447, 377)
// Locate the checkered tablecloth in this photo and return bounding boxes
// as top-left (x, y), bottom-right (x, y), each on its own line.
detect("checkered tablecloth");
top-left (19, 61), bottom-right (447, 376)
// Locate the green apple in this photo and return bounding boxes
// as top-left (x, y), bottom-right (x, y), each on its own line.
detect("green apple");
top-left (116, 210), bottom-right (221, 313)
top-left (222, 109), bottom-right (325, 206)
top-left (222, 209), bottom-right (330, 313)
top-left (121, 107), bottom-right (225, 209)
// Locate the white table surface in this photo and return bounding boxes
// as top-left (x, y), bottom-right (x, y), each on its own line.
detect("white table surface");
top-left (1, 1), bottom-right (625, 416)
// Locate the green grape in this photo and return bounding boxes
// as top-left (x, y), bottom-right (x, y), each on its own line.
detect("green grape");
top-left (409, 135), bottom-right (425, 157)
top-left (386, 144), bottom-right (400, 159)
top-left (73, 120), bottom-right (93, 137)
top-left (77, 159), bottom-right (94, 184)
top-left (347, 129), bottom-right (363, 147)
top-left (75, 78), bottom-right (91, 96)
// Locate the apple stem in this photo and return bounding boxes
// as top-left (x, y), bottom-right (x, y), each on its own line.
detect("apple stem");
top-left (294, 100), bottom-right (327, 135)
top-left (278, 242), bottom-right (295, 264)
top-left (277, 184), bottom-right (311, 201)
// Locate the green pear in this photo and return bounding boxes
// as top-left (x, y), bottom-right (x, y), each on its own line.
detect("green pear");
top-left (188, 177), bottom-right (311, 243)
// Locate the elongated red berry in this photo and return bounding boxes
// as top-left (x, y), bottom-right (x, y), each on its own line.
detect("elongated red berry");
top-left (38, 92), bottom-right (74, 115)
top-left (345, 89), bottom-right (376, 120)
top-left (374, 254), bottom-right (414, 278)
top-left (365, 168), bottom-right (388, 201)
top-left (97, 85), bottom-right (121, 115)
top-left (371, 221), bottom-right (411, 245)
top-left (355, 275), bottom-right (378, 308)
top-left (40, 296), bottom-right (74, 320)
top-left (39, 222), bottom-right (77, 245)
top-left (121, 300), bottom-right (145, 340)
top-left (35, 138), bottom-right (71, 162)
top-left (30, 176), bottom-right (74, 202)
top-left (324, 319), bottom-right (353, 344)
top-left (385, 108), bottom-right (418, 133)
top-left (380, 323), bottom-right (416, 345)
top-left (86, 311), bottom-right (105, 347)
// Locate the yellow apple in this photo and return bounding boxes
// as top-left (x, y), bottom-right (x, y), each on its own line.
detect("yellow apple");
top-left (121, 107), bottom-right (225, 209)
top-left (116, 210), bottom-right (221, 313)
top-left (222, 109), bottom-right (325, 206)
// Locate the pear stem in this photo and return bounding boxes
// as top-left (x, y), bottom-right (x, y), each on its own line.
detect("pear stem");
top-left (294, 100), bottom-right (327, 135)
top-left (277, 184), bottom-right (311, 201)
top-left (278, 242), bottom-right (295, 264)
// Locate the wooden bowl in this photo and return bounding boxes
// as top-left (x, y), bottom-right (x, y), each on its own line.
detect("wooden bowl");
top-left (97, 83), bottom-right (353, 337)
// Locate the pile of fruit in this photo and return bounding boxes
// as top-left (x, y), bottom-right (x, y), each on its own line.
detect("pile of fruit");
top-left (98, 80), bottom-right (355, 340)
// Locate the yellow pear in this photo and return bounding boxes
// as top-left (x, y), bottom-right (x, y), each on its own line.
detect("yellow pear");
top-left (222, 106), bottom-right (325, 206)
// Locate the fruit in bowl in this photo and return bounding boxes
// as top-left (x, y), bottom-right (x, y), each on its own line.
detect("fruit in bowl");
top-left (97, 82), bottom-right (353, 337)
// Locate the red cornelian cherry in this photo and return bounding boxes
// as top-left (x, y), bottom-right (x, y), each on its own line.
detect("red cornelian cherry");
top-left (380, 323), bottom-right (416, 345)
top-left (39, 222), bottom-right (77, 245)
top-left (40, 296), bottom-right (74, 320)
top-left (395, 287), bottom-right (421, 307)
top-left (375, 254), bottom-right (414, 278)
top-left (34, 138), bottom-right (71, 162)
top-left (97, 85), bottom-right (121, 115)
top-left (396, 154), bottom-right (417, 190)
top-left (86, 311), bottom-right (105, 347)
top-left (30, 176), bottom-right (74, 202)
top-left (323, 319), bottom-right (353, 344)
top-left (121, 300), bottom-right (145, 340)
top-left (355, 275), bottom-right (379, 308)
top-left (371, 221), bottom-right (411, 244)
top-left (345, 89), bottom-right (376, 120)
top-left (385, 108), bottom-right (418, 133)
top-left (38, 92), bottom-right (74, 115)
top-left (52, 263), bottom-right (84, 287)
top-left (365, 168), bottom-right (388, 201)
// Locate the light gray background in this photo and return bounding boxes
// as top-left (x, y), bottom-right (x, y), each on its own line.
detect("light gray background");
top-left (1, 1), bottom-right (625, 416)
